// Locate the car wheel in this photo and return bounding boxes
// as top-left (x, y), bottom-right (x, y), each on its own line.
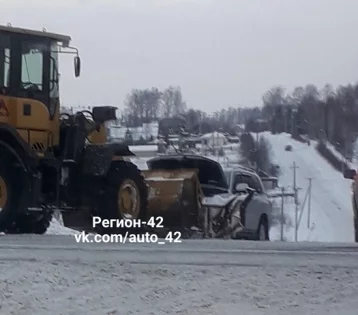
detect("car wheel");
top-left (256, 216), bottom-right (269, 241)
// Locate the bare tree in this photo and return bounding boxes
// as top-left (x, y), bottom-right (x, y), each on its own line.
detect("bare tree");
top-left (161, 86), bottom-right (186, 118)
top-left (124, 88), bottom-right (162, 126)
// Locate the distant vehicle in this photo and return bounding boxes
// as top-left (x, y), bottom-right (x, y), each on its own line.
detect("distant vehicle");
top-left (223, 166), bottom-right (273, 240)
top-left (343, 168), bottom-right (358, 242)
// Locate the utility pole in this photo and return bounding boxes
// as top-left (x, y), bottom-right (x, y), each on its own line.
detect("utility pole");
top-left (307, 178), bottom-right (312, 228)
top-left (255, 131), bottom-right (259, 172)
top-left (280, 187), bottom-right (285, 241)
top-left (290, 161), bottom-right (299, 241)
top-left (291, 109), bottom-right (294, 135)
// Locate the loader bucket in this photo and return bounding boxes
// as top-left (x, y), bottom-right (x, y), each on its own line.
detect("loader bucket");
top-left (142, 169), bottom-right (203, 229)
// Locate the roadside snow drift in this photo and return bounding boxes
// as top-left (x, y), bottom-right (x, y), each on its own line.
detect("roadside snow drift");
top-left (46, 218), bottom-right (79, 235)
top-left (261, 132), bottom-right (354, 242)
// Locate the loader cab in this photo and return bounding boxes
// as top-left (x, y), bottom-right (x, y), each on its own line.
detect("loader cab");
top-left (0, 24), bottom-right (80, 150)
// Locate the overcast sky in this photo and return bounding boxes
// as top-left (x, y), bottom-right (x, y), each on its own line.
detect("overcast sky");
top-left (1, 0), bottom-right (358, 112)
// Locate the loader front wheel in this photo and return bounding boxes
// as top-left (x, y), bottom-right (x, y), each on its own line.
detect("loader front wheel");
top-left (0, 175), bottom-right (8, 210)
top-left (100, 161), bottom-right (147, 234)
top-left (118, 179), bottom-right (141, 220)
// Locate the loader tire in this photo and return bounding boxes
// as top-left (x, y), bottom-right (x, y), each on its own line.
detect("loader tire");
top-left (98, 161), bottom-right (148, 234)
top-left (0, 145), bottom-right (26, 232)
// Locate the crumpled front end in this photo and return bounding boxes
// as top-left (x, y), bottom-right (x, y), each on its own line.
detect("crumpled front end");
top-left (201, 193), bottom-right (250, 238)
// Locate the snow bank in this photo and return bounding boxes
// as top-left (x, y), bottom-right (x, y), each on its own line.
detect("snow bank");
top-left (324, 141), bottom-right (355, 169)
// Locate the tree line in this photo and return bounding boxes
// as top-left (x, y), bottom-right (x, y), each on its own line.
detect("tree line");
top-left (123, 86), bottom-right (187, 127)
top-left (122, 85), bottom-right (261, 135)
top-left (252, 83), bottom-right (358, 160)
top-left (121, 81), bottom-right (358, 161)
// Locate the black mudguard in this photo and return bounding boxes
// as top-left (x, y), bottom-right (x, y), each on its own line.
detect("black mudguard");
top-left (81, 143), bottom-right (135, 176)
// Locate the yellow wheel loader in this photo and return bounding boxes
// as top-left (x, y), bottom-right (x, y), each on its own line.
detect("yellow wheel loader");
top-left (0, 24), bottom-right (147, 234)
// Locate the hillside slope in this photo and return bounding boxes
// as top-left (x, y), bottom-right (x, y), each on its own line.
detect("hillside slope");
top-left (261, 132), bottom-right (354, 242)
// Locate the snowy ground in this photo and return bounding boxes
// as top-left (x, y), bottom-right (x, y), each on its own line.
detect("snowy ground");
top-left (324, 141), bottom-right (355, 169)
top-left (1, 236), bottom-right (358, 315)
top-left (260, 132), bottom-right (354, 243)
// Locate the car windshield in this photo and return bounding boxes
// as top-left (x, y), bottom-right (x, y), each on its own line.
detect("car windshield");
top-left (223, 170), bottom-right (232, 186)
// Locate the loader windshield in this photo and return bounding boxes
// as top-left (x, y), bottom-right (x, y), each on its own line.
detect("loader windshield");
top-left (0, 28), bottom-right (76, 117)
top-left (0, 29), bottom-right (65, 107)
top-left (21, 41), bottom-right (45, 91)
top-left (20, 40), bottom-right (59, 94)
top-left (17, 38), bottom-right (57, 115)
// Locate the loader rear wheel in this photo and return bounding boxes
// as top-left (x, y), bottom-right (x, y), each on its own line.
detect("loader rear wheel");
top-left (99, 161), bottom-right (147, 234)
top-left (0, 176), bottom-right (8, 210)
top-left (0, 168), bottom-right (12, 229)
top-left (0, 146), bottom-right (25, 232)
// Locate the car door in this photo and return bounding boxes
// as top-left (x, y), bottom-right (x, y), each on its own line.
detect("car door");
top-left (251, 174), bottom-right (272, 228)
top-left (232, 172), bottom-right (260, 232)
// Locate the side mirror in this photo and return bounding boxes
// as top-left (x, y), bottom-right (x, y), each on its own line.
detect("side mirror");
top-left (344, 168), bottom-right (356, 179)
top-left (235, 183), bottom-right (249, 192)
top-left (74, 56), bottom-right (81, 77)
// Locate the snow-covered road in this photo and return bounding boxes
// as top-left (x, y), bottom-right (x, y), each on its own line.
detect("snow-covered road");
top-left (1, 235), bottom-right (358, 315)
top-left (261, 132), bottom-right (355, 242)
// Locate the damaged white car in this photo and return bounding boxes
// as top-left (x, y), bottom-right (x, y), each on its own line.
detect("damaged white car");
top-left (146, 155), bottom-right (272, 240)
